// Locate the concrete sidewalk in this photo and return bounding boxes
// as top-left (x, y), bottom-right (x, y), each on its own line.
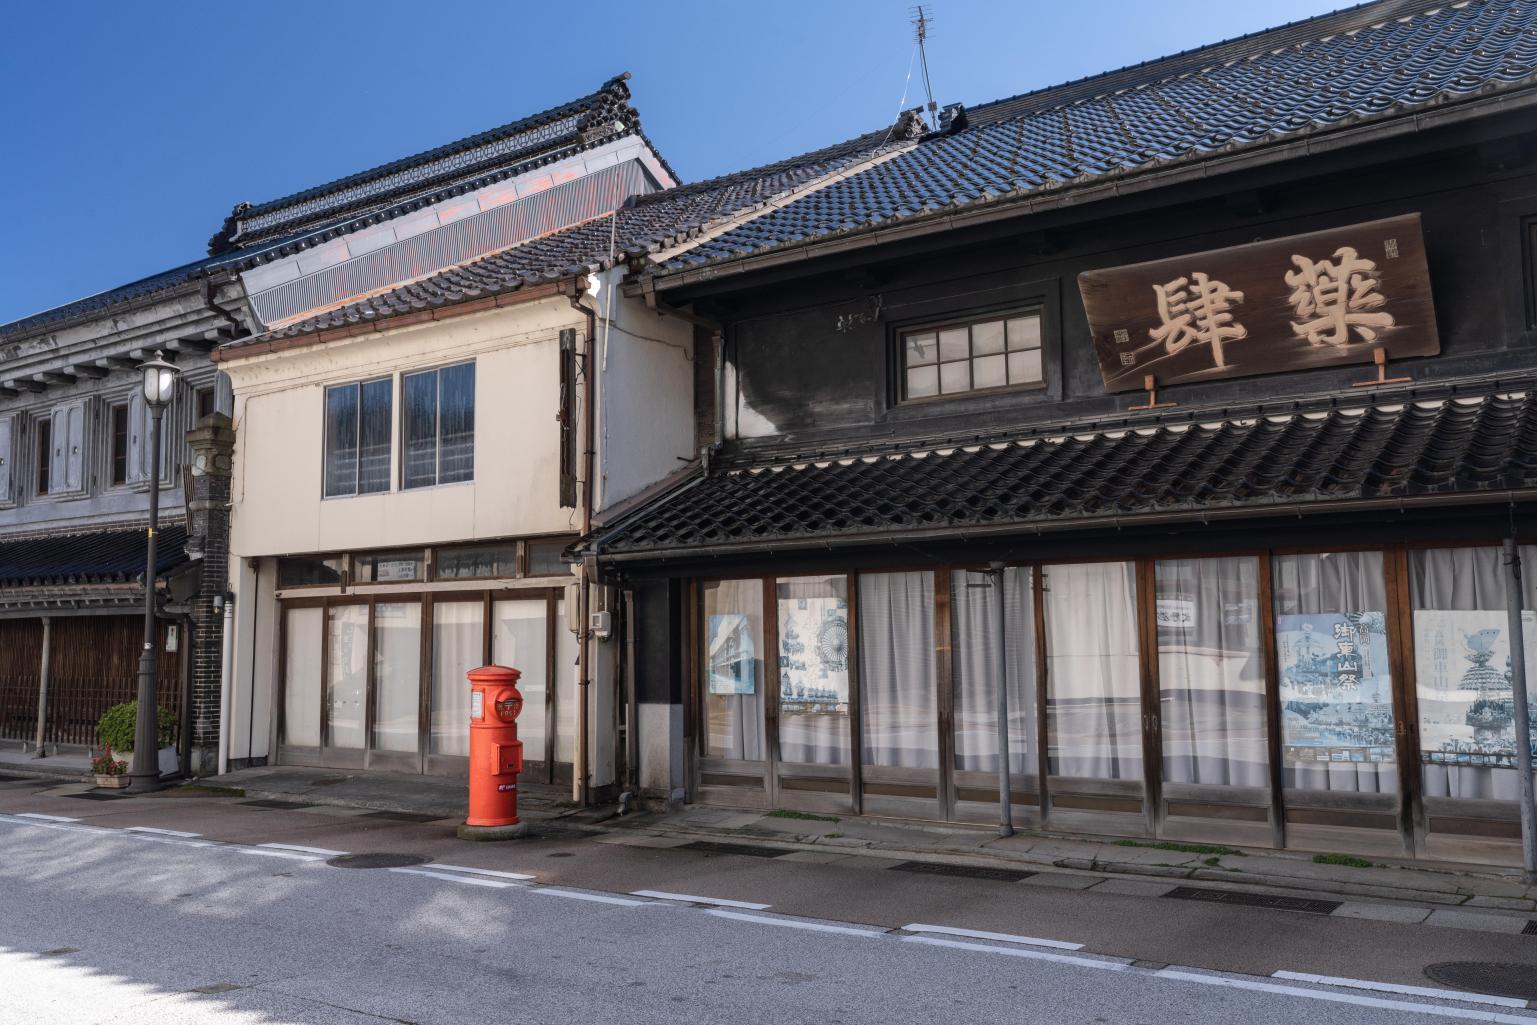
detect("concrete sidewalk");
top-left (0, 746), bottom-right (91, 782)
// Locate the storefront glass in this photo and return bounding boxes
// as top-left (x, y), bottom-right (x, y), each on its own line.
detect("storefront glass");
top-left (858, 571), bottom-right (937, 769)
top-left (950, 567), bottom-right (1035, 775)
top-left (702, 579), bottom-right (766, 761)
top-left (326, 605), bottom-right (368, 750)
top-left (776, 575), bottom-right (850, 766)
top-left (283, 607), bottom-right (322, 747)
top-left (373, 602), bottom-right (421, 752)
top-left (431, 601), bottom-right (483, 756)
top-left (492, 599), bottom-right (548, 756)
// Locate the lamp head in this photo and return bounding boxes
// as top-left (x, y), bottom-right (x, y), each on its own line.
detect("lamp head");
top-left (137, 350), bottom-right (179, 408)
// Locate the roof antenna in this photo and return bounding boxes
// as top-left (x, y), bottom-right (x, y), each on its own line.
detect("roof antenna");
top-left (912, 5), bottom-right (939, 130)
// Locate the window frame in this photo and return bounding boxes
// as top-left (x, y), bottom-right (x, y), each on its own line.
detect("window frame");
top-left (33, 415), bottom-right (51, 498)
top-left (107, 400), bottom-right (131, 488)
top-left (400, 360), bottom-right (476, 491)
top-left (895, 307), bottom-right (1047, 405)
top-left (322, 375), bottom-right (394, 499)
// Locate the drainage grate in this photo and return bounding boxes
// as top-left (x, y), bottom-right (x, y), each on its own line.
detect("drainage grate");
top-left (306, 776), bottom-right (349, 787)
top-left (680, 840), bottom-right (784, 858)
top-left (239, 799), bottom-right (310, 810)
top-left (890, 860), bottom-right (1036, 883)
top-left (1425, 962), bottom-right (1537, 1001)
top-left (1163, 886), bottom-right (1341, 915)
top-left (325, 853), bottom-right (429, 870)
top-left (1524, 920), bottom-right (1537, 937)
top-left (62, 791), bottom-right (128, 801)
top-left (363, 810), bottom-right (448, 824)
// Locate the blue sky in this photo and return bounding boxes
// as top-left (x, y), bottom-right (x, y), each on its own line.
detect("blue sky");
top-left (0, 0), bottom-right (1345, 325)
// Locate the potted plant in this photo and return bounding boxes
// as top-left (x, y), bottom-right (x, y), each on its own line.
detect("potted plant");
top-left (91, 749), bottom-right (129, 788)
top-left (97, 702), bottom-right (179, 777)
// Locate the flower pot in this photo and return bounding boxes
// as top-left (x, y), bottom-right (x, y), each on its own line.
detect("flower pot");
top-left (94, 774), bottom-right (129, 789)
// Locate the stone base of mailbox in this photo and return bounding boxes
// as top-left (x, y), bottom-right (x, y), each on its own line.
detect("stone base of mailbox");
top-left (456, 821), bottom-right (530, 842)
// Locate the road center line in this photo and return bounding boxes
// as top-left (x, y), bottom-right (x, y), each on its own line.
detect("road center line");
top-left (390, 868), bottom-right (515, 889)
top-left (119, 834), bottom-right (215, 849)
top-left (1156, 969), bottom-right (1537, 1023)
top-left (428, 864), bottom-right (536, 881)
top-left (1272, 971), bottom-right (1529, 1010)
top-left (258, 843), bottom-right (351, 856)
top-left (632, 890), bottom-right (770, 910)
top-left (14, 813), bottom-right (79, 822)
top-left (902, 923), bottom-right (1082, 950)
top-left (125, 826), bottom-right (201, 838)
top-left (706, 909), bottom-right (886, 937)
top-left (235, 847), bottom-right (325, 862)
top-left (533, 888), bottom-right (652, 907)
top-left (902, 935), bottom-right (1129, 971)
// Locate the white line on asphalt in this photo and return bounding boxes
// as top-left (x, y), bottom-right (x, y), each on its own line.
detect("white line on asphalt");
top-left (534, 888), bottom-right (652, 907)
top-left (125, 826), bottom-right (201, 838)
top-left (632, 890), bottom-right (770, 910)
top-left (257, 843), bottom-right (350, 856)
top-left (705, 909), bottom-right (886, 937)
top-left (902, 923), bottom-right (1083, 950)
top-left (119, 834), bottom-right (215, 849)
top-left (14, 813), bottom-right (79, 822)
top-left (389, 868), bottom-right (515, 889)
top-left (428, 864), bottom-right (536, 881)
top-left (235, 847), bottom-right (325, 862)
top-left (1272, 971), bottom-right (1529, 1010)
top-left (1156, 969), bottom-right (1537, 1024)
top-left (902, 935), bottom-right (1129, 971)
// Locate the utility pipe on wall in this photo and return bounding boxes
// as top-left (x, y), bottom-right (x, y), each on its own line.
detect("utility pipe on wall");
top-left (217, 593), bottom-right (235, 777)
top-left (31, 616), bottom-right (51, 758)
top-left (1503, 537), bottom-right (1537, 883)
top-left (989, 564), bottom-right (1014, 838)
top-left (567, 276), bottom-right (599, 806)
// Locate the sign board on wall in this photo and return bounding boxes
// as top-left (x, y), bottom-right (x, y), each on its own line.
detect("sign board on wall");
top-left (1078, 213), bottom-right (1439, 392)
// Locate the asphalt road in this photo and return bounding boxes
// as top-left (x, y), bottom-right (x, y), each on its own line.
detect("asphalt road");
top-left (4, 782), bottom-right (1537, 1024)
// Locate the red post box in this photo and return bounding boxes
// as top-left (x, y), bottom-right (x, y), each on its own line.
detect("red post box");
top-left (458, 665), bottom-right (529, 840)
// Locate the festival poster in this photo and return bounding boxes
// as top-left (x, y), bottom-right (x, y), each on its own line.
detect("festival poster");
top-left (1275, 612), bottom-right (1395, 765)
top-left (706, 613), bottom-right (757, 696)
top-left (776, 595), bottom-right (850, 714)
top-left (1412, 610), bottom-right (1537, 766)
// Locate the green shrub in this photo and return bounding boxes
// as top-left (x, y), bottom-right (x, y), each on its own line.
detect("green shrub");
top-left (1312, 852), bottom-right (1374, 868)
top-left (97, 703), bottom-right (176, 754)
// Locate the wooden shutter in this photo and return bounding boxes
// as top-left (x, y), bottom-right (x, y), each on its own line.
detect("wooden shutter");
top-left (126, 390), bottom-right (149, 483)
top-left (558, 328), bottom-right (577, 509)
top-left (52, 401), bottom-right (86, 493)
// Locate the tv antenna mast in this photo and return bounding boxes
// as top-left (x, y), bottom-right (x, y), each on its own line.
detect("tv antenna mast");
top-left (912, 5), bottom-right (939, 130)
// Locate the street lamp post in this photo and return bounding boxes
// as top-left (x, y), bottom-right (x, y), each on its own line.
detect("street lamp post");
top-left (127, 351), bottom-right (179, 793)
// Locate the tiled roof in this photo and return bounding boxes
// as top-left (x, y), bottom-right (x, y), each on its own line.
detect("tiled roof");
top-left (244, 113), bottom-right (926, 343)
top-left (655, 0), bottom-right (1537, 274)
top-left (0, 256), bottom-right (231, 341)
top-left (595, 386), bottom-right (1537, 556)
top-left (0, 524), bottom-right (189, 587)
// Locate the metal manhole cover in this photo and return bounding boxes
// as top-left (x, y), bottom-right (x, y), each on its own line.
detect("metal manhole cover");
top-left (325, 853), bottom-right (429, 870)
top-left (1425, 962), bottom-right (1537, 1001)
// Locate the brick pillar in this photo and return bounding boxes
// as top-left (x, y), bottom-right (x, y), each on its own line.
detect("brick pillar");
top-left (184, 413), bottom-right (235, 776)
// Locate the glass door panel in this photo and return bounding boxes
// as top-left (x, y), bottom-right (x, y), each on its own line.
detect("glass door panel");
top-left (775, 574), bottom-right (852, 813)
top-left (1155, 556), bottom-right (1273, 846)
top-left (282, 607), bottom-right (322, 751)
top-left (1272, 551), bottom-right (1404, 856)
top-left (372, 601), bottom-right (422, 763)
top-left (431, 601), bottom-right (484, 761)
top-left (699, 580), bottom-right (769, 807)
top-left (325, 604), bottom-right (368, 760)
top-left (858, 571), bottom-right (939, 817)
top-left (1042, 561), bottom-right (1146, 835)
top-left (493, 599), bottom-right (549, 763)
top-left (1409, 545), bottom-right (1537, 865)
top-left (950, 567), bottom-right (1039, 825)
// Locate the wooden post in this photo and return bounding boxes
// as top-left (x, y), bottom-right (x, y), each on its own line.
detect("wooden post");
top-left (31, 616), bottom-right (51, 757)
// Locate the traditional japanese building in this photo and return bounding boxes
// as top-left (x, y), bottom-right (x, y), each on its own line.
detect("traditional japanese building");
top-left (591, 0), bottom-right (1537, 866)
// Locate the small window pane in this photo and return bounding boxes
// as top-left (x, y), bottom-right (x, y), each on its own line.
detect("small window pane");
top-left (431, 600), bottom-right (484, 756)
top-left (527, 540), bottom-right (570, 576)
top-left (323, 384), bottom-right (359, 497)
top-left (278, 556), bottom-right (346, 588)
top-left (973, 354), bottom-right (1007, 389)
top-left (1007, 349), bottom-right (1043, 384)
top-left (904, 333), bottom-right (937, 367)
top-left (326, 604), bottom-right (368, 750)
top-left (906, 366), bottom-right (939, 398)
top-left (354, 550), bottom-right (424, 583)
top-left (939, 361), bottom-right (970, 394)
top-left (359, 379), bottom-right (392, 494)
top-left (938, 327), bottom-right (969, 363)
top-left (110, 405), bottom-right (129, 486)
top-left (1007, 316), bottom-right (1042, 351)
top-left (437, 544), bottom-right (518, 580)
top-left (972, 321), bottom-right (1005, 355)
top-left (438, 362), bottom-right (475, 485)
top-left (402, 370), bottom-right (438, 490)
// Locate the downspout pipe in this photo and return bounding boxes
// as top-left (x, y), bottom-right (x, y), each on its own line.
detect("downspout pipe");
top-left (217, 592), bottom-right (235, 777)
top-left (567, 277), bottom-right (599, 806)
top-left (31, 616), bottom-right (51, 758)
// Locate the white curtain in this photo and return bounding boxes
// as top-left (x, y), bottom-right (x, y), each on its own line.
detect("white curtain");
top-left (372, 602), bottom-right (421, 753)
top-left (1409, 545), bottom-right (1537, 800)
top-left (951, 567), bottom-right (1034, 775)
top-left (1042, 562), bottom-right (1143, 780)
top-left (702, 579), bottom-right (766, 762)
top-left (1156, 557), bottom-right (1268, 787)
top-left (431, 601), bottom-right (483, 756)
top-left (493, 600), bottom-right (548, 756)
top-left (1271, 551), bottom-right (1395, 794)
top-left (283, 607), bottom-right (322, 747)
top-left (326, 605), bottom-right (368, 750)
top-left (776, 575), bottom-right (849, 766)
top-left (859, 572), bottom-right (938, 769)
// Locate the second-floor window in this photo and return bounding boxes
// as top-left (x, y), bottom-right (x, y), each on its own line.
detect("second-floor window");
top-left (34, 418), bottom-right (51, 497)
top-left (109, 402), bottom-right (130, 486)
top-left (403, 361), bottom-right (475, 489)
top-left (324, 378), bottom-right (392, 498)
top-left (900, 310), bottom-right (1044, 401)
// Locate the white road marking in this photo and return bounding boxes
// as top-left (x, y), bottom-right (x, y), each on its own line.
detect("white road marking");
top-left (389, 868), bottom-right (514, 889)
top-left (902, 923), bottom-right (1082, 950)
top-left (119, 834), bottom-right (214, 849)
top-left (706, 909), bottom-right (885, 937)
top-left (258, 843), bottom-right (350, 856)
top-left (534, 888), bottom-right (652, 907)
top-left (15, 813), bottom-right (79, 822)
top-left (125, 826), bottom-right (200, 838)
top-left (235, 847), bottom-right (324, 862)
top-left (903, 935), bottom-right (1129, 971)
top-left (632, 890), bottom-right (770, 910)
top-left (1272, 971), bottom-right (1529, 1010)
top-left (1157, 969), bottom-right (1537, 1023)
top-left (428, 864), bottom-right (536, 881)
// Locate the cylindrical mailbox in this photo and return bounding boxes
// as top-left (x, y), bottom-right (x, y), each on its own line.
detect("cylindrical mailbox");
top-left (465, 664), bottom-right (524, 829)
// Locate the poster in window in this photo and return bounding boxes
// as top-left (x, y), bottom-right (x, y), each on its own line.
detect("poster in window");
top-left (706, 613), bottom-right (757, 696)
top-left (1412, 610), bottom-right (1537, 767)
top-left (777, 596), bottom-right (849, 714)
top-left (1275, 612), bottom-right (1395, 765)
